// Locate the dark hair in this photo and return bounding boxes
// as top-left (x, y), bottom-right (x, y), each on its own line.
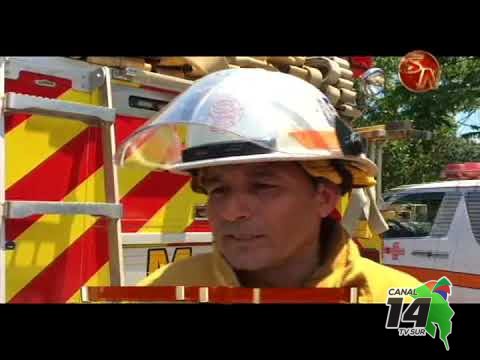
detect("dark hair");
top-left (331, 160), bottom-right (353, 195)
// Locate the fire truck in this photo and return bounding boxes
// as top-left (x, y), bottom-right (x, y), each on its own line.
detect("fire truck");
top-left (0, 56), bottom-right (387, 303)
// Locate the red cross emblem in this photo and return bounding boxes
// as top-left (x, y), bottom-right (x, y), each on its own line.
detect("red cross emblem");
top-left (383, 242), bottom-right (405, 260)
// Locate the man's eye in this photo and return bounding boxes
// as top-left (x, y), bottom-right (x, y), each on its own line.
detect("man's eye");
top-left (254, 183), bottom-right (277, 190)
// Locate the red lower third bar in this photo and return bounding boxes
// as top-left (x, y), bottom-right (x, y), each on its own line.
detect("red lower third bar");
top-left (84, 286), bottom-right (355, 304)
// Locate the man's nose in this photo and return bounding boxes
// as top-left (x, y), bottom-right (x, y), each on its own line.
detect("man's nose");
top-left (220, 192), bottom-right (255, 222)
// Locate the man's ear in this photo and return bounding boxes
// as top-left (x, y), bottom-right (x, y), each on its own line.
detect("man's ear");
top-left (314, 181), bottom-right (342, 218)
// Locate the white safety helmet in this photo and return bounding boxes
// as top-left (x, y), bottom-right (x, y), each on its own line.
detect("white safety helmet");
top-left (116, 68), bottom-right (377, 178)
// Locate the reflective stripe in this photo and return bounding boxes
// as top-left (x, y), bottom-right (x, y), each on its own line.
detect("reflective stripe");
top-left (389, 265), bottom-right (480, 290)
top-left (5, 89), bottom-right (100, 188)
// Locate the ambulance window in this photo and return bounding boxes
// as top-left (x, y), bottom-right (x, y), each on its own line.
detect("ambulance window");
top-left (430, 192), bottom-right (462, 237)
top-left (383, 192), bottom-right (445, 238)
top-left (466, 192), bottom-right (480, 245)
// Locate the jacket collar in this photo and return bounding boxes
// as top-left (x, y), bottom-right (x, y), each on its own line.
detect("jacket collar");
top-left (211, 224), bottom-right (368, 295)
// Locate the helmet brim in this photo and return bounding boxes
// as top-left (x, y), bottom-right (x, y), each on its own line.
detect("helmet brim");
top-left (170, 152), bottom-right (377, 179)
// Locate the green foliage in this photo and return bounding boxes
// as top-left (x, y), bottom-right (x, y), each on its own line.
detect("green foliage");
top-left (355, 56), bottom-right (480, 190)
top-left (383, 132), bottom-right (480, 189)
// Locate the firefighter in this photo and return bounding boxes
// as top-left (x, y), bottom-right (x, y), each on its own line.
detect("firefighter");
top-left (118, 68), bottom-right (421, 303)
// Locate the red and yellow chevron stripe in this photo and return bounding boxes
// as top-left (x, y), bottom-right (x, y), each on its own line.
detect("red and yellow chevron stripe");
top-left (5, 68), bottom-right (208, 303)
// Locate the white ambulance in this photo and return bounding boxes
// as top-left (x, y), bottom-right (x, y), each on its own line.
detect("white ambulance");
top-left (382, 164), bottom-right (480, 303)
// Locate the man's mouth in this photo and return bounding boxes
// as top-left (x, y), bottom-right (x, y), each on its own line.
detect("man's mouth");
top-left (224, 234), bottom-right (265, 242)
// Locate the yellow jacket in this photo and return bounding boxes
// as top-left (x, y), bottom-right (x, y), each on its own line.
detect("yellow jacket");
top-left (139, 230), bottom-right (421, 303)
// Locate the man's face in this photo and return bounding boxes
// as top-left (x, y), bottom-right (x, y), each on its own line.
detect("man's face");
top-left (200, 162), bottom-right (340, 271)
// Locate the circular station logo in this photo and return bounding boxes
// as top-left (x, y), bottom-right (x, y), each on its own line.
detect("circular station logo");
top-left (399, 50), bottom-right (441, 93)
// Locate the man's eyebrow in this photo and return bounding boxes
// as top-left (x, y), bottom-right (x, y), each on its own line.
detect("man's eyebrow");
top-left (249, 167), bottom-right (281, 180)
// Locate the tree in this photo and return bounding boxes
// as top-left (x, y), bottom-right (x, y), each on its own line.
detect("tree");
top-left (383, 130), bottom-right (480, 189)
top-left (356, 56), bottom-right (480, 190)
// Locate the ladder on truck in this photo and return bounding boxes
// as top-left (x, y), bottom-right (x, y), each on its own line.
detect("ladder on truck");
top-left (0, 58), bottom-right (125, 303)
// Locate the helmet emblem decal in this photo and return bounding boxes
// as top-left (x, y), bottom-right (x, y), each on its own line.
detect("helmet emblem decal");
top-left (208, 96), bottom-right (244, 132)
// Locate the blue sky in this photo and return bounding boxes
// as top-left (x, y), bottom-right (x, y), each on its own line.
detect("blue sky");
top-left (456, 111), bottom-right (480, 137)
